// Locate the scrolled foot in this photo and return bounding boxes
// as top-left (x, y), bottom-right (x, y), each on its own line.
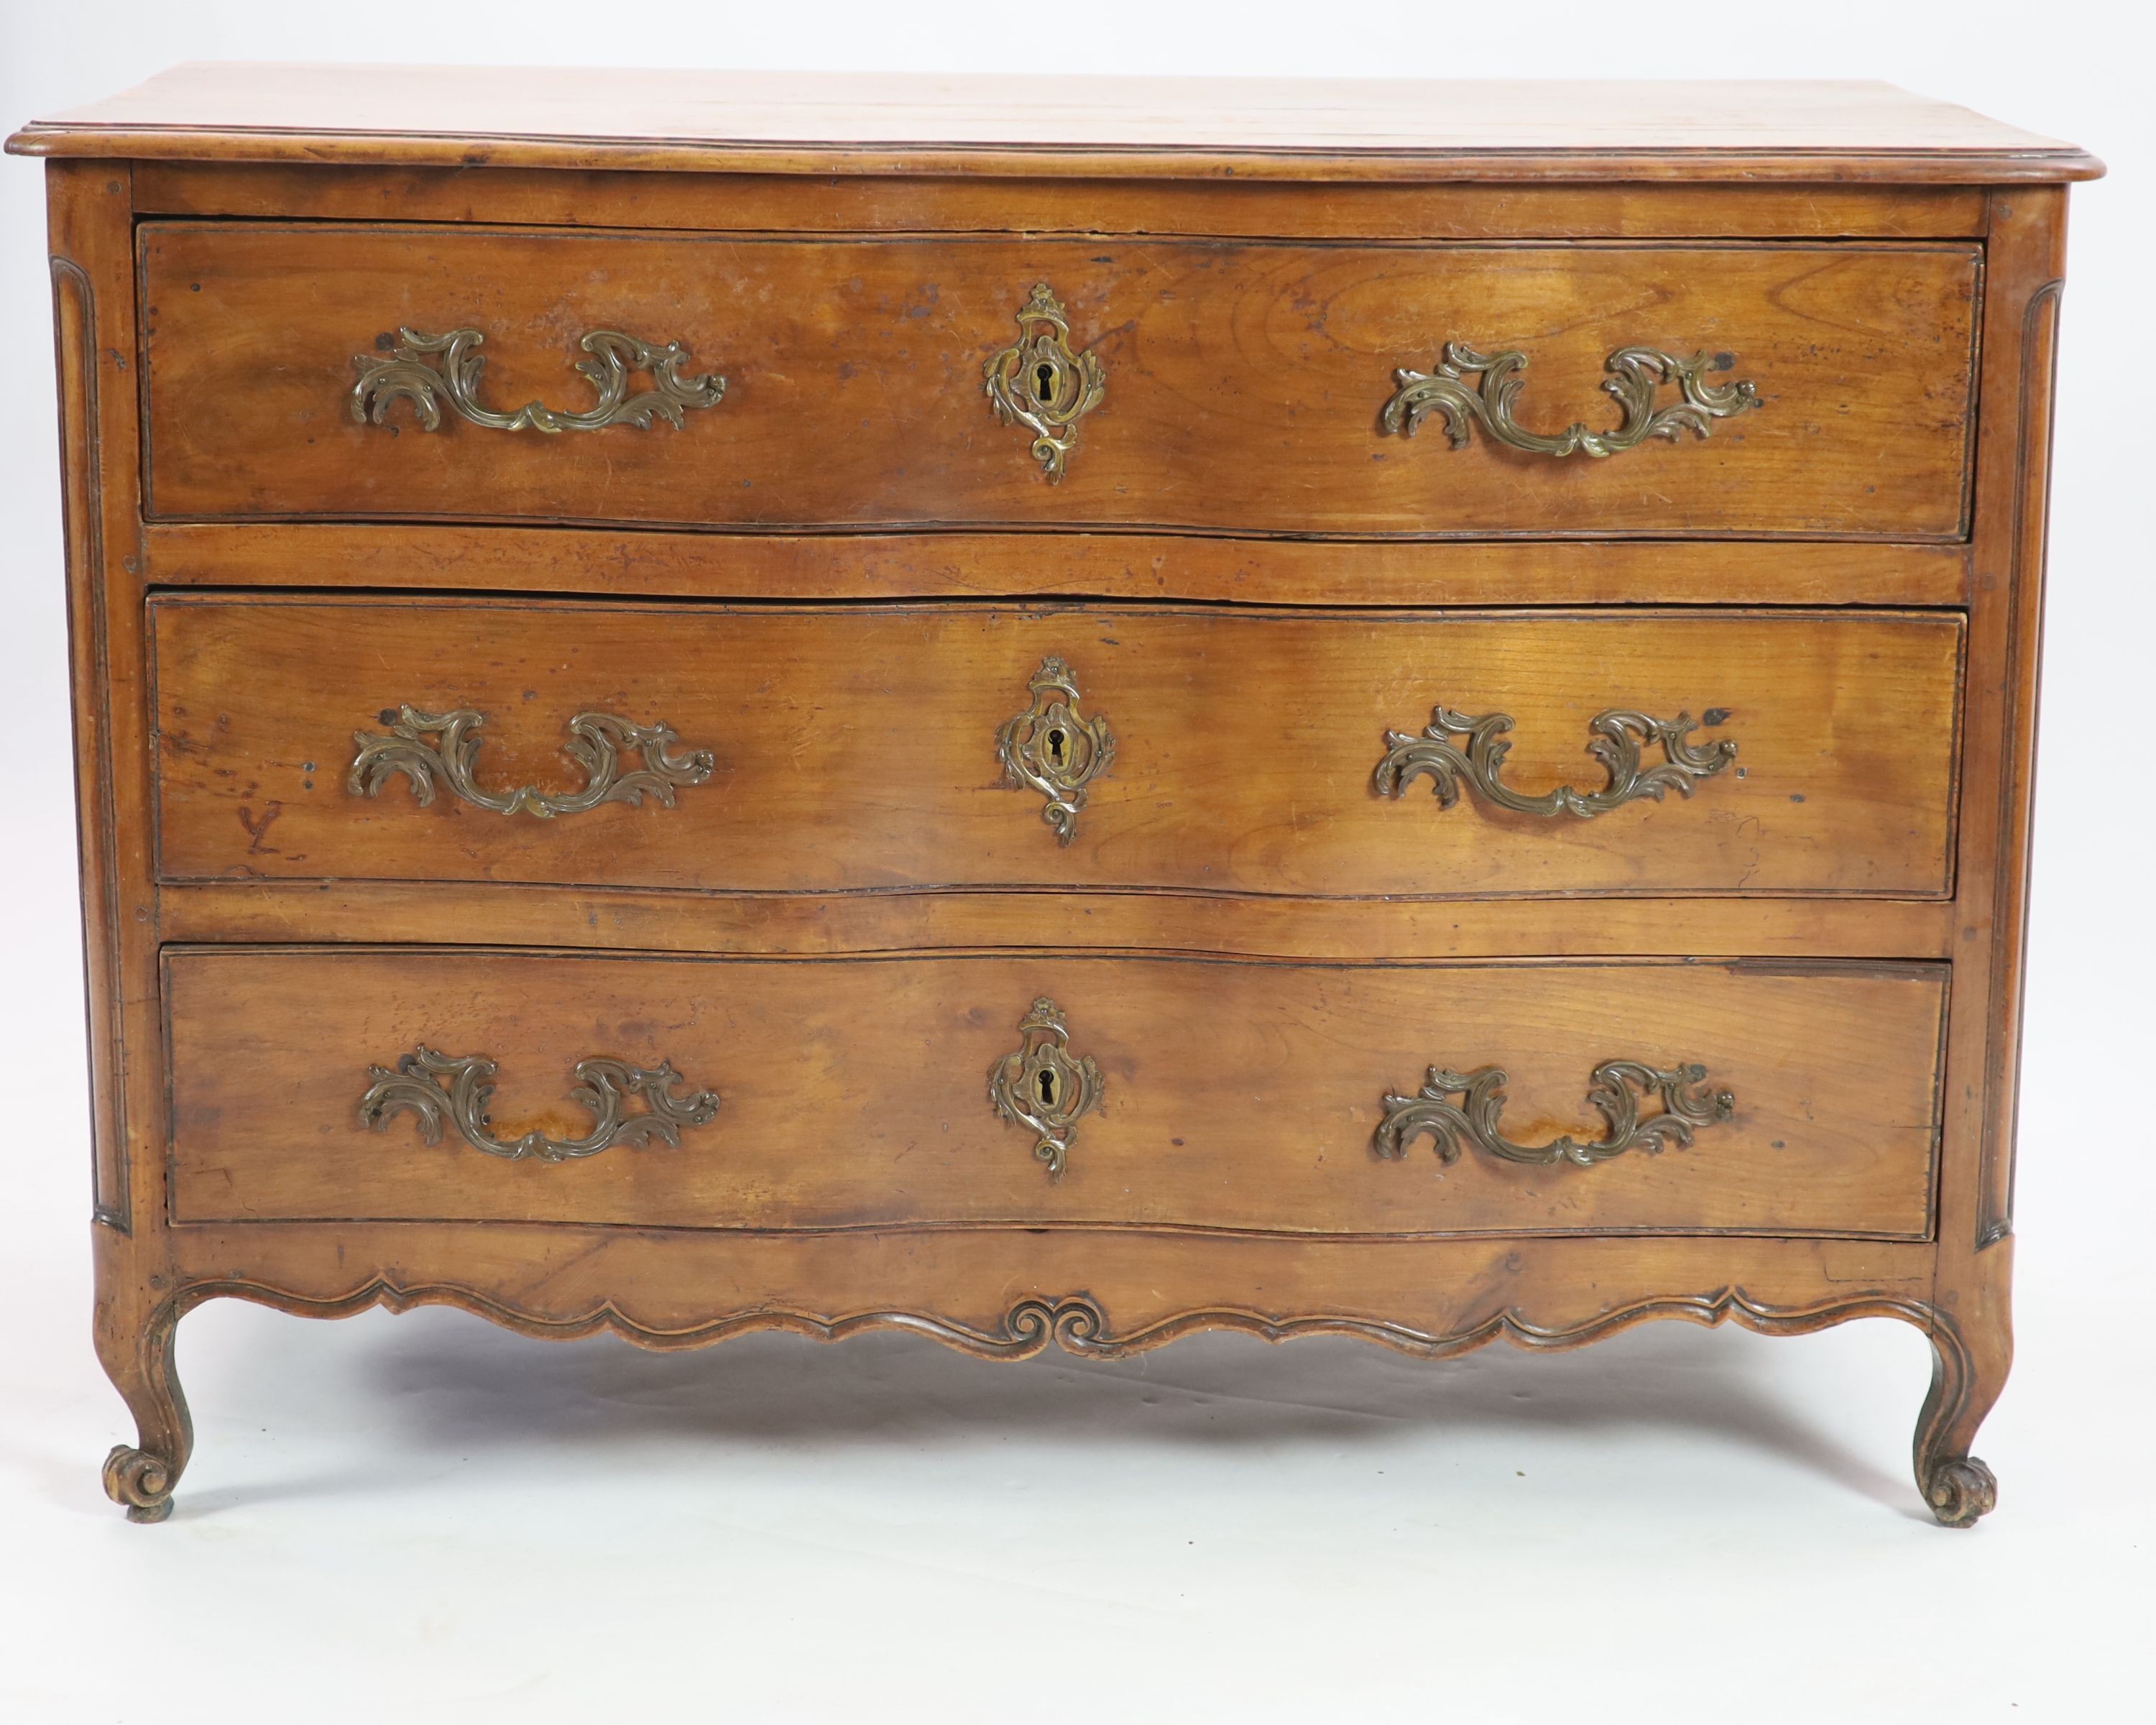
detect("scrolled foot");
top-left (102, 1443), bottom-right (178, 1524)
top-left (1910, 1302), bottom-right (2007, 1529)
top-left (1922, 1455), bottom-right (1997, 1529)
top-left (95, 1283), bottom-right (192, 1524)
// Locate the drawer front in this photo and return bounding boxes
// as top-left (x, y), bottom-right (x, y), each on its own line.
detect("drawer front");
top-left (166, 949), bottom-right (1945, 1238)
top-left (152, 599), bottom-right (1963, 899)
top-left (141, 224), bottom-right (1977, 538)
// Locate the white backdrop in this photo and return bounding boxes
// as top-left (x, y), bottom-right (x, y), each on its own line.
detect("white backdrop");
top-left (1, 4), bottom-right (2149, 1720)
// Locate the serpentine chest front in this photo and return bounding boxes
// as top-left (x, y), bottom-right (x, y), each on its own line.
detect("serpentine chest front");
top-left (8, 68), bottom-right (2098, 1524)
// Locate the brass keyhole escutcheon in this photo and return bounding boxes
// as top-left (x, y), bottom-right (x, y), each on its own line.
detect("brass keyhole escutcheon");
top-left (988, 997), bottom-right (1105, 1182)
top-left (984, 283), bottom-right (1107, 482)
top-left (995, 658), bottom-right (1115, 845)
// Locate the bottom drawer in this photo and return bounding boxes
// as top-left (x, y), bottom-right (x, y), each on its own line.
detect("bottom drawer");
top-left (165, 949), bottom-right (1944, 1240)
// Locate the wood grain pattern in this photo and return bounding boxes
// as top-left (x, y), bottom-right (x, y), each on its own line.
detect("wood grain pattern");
top-left (139, 1217), bottom-right (1995, 1524)
top-left (155, 881), bottom-right (1958, 962)
top-left (160, 1222), bottom-right (1937, 1356)
top-left (9, 67), bottom-right (2104, 183)
top-left (22, 73), bottom-right (2085, 1524)
top-left (165, 948), bottom-right (1946, 1239)
top-left (151, 599), bottom-right (1965, 899)
top-left (46, 170), bottom-right (167, 1232)
top-left (139, 226), bottom-right (1980, 538)
top-left (128, 162), bottom-right (1994, 241)
top-left (1913, 188), bottom-right (2071, 1525)
top-left (45, 163), bottom-right (198, 1522)
top-left (143, 523), bottom-right (1974, 608)
top-left (50, 238), bottom-right (125, 1227)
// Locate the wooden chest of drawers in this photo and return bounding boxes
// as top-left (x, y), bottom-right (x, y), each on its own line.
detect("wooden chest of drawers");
top-left (11, 67), bottom-right (2099, 1525)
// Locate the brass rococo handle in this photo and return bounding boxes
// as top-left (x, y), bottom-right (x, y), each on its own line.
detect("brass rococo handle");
top-left (1381, 342), bottom-right (1759, 458)
top-left (352, 326), bottom-right (726, 433)
top-left (349, 704), bottom-right (714, 819)
top-left (997, 658), bottom-right (1115, 844)
top-left (984, 283), bottom-right (1107, 481)
top-left (1373, 705), bottom-right (1735, 817)
top-left (1375, 1060), bottom-right (1735, 1168)
top-left (359, 1046), bottom-right (720, 1163)
top-left (988, 998), bottom-right (1105, 1181)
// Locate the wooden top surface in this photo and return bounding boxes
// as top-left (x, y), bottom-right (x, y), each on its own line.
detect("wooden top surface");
top-left (6, 65), bottom-right (2102, 183)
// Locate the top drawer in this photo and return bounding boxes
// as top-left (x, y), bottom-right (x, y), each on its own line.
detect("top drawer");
top-left (139, 224), bottom-right (1978, 539)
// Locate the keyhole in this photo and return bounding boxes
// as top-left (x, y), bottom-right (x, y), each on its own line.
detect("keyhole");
top-left (1038, 1067), bottom-right (1060, 1108)
top-left (1035, 361), bottom-right (1057, 403)
top-left (1046, 727), bottom-right (1068, 768)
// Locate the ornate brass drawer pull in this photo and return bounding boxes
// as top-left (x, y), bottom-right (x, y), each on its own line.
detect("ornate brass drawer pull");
top-left (359, 1046), bottom-right (720, 1163)
top-left (997, 657), bottom-right (1115, 844)
top-left (1375, 1060), bottom-right (1734, 1168)
top-left (984, 284), bottom-right (1106, 481)
top-left (351, 326), bottom-right (726, 433)
top-left (1381, 343), bottom-right (1759, 459)
top-left (1373, 705), bottom-right (1735, 818)
top-left (349, 704), bottom-right (714, 819)
top-left (988, 998), bottom-right (1104, 1181)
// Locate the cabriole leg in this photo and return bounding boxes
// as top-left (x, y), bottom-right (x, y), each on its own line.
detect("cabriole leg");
top-left (1912, 1303), bottom-right (2008, 1528)
top-left (94, 1284), bottom-right (191, 1524)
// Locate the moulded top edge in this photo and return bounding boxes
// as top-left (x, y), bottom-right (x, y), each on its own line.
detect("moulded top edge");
top-left (6, 65), bottom-right (2106, 183)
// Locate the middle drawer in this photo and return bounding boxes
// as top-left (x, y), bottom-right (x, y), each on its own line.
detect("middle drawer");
top-left (152, 597), bottom-right (1962, 899)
